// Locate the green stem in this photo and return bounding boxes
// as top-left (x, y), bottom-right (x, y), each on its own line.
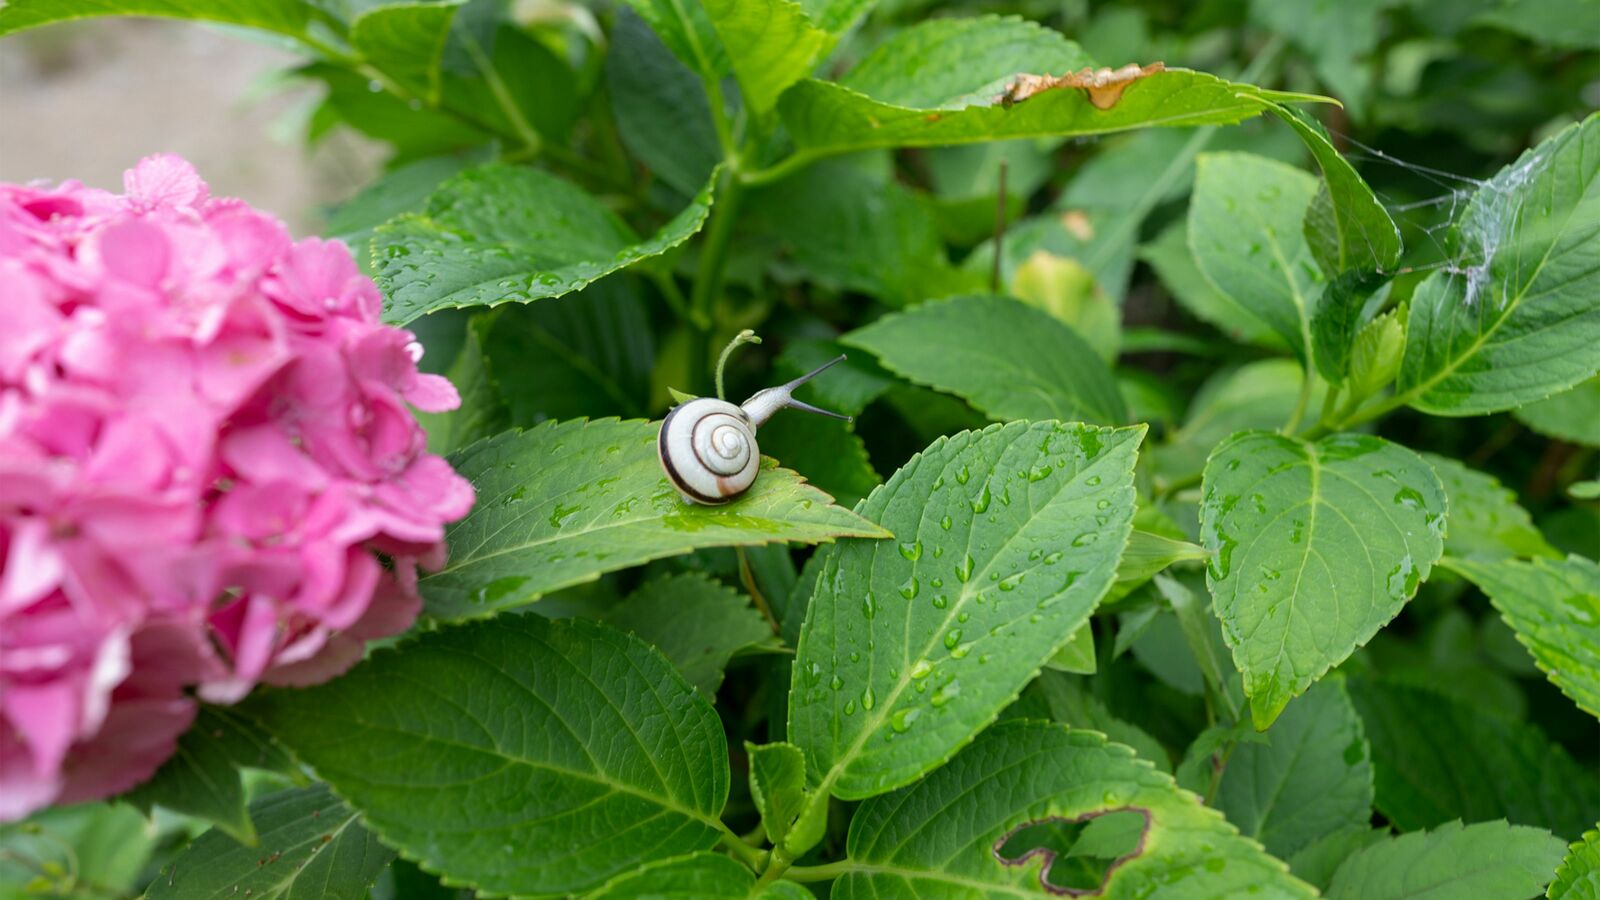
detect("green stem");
top-left (1281, 371), bottom-right (1318, 434)
top-left (1203, 741), bottom-right (1238, 806)
top-left (782, 859), bottom-right (857, 883)
top-left (756, 847), bottom-right (796, 887)
top-left (719, 828), bottom-right (769, 871)
top-left (461, 32), bottom-right (542, 157)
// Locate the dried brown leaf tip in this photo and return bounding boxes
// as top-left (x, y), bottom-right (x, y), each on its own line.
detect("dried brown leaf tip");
top-left (999, 62), bottom-right (1166, 110)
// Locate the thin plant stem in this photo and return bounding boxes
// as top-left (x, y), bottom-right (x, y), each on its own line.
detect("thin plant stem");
top-left (737, 547), bottom-right (782, 636)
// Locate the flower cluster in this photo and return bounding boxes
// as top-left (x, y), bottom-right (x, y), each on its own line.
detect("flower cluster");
top-left (0, 155), bottom-right (474, 819)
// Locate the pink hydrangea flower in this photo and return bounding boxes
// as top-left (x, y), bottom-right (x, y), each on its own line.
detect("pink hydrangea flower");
top-left (0, 155), bottom-right (474, 819)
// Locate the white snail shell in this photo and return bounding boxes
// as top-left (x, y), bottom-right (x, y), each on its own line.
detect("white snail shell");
top-left (658, 355), bottom-right (851, 505)
top-left (658, 398), bottom-right (760, 504)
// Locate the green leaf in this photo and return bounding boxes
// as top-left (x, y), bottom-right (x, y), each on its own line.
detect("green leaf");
top-left (1516, 376), bottom-right (1600, 447)
top-left (1346, 306), bottom-right (1407, 402)
top-left (1201, 431), bottom-right (1447, 729)
top-left (1472, 0), bottom-right (1600, 49)
top-left (1573, 480), bottom-right (1600, 500)
top-left (606, 10), bottom-right (720, 198)
top-left (585, 851), bottom-right (807, 898)
top-left (1106, 532), bottom-right (1208, 604)
top-left (1347, 677), bottom-right (1600, 839)
top-left (702, 0), bottom-right (828, 117)
top-left (833, 14), bottom-right (1090, 109)
top-left (1248, 0), bottom-right (1384, 116)
top-left (745, 741), bottom-right (824, 856)
top-left (603, 572), bottom-right (772, 695)
top-left (844, 294), bottom-right (1128, 426)
top-left (375, 164), bottom-right (717, 325)
top-left (1175, 720), bottom-right (1266, 794)
top-left (1325, 820), bottom-right (1567, 900)
top-left (1156, 573), bottom-right (1246, 717)
top-left (1549, 828), bottom-right (1600, 900)
top-left (1396, 114), bottom-right (1600, 415)
top-left (1286, 826), bottom-right (1390, 891)
top-left (479, 279), bottom-right (653, 423)
top-left (251, 617), bottom-right (731, 896)
top-left (324, 155), bottom-right (475, 267)
top-left (1444, 555), bottom-right (1600, 719)
top-left (758, 414), bottom-right (881, 510)
top-left (1026, 670), bottom-right (1171, 771)
top-left (772, 16), bottom-right (1313, 163)
top-left (749, 158), bottom-right (972, 306)
top-left (1142, 221), bottom-right (1291, 352)
top-left (417, 317), bottom-right (509, 456)
top-left (0, 802), bottom-right (155, 895)
top-left (1188, 152), bottom-right (1322, 366)
top-left (1044, 621), bottom-right (1098, 674)
top-left (147, 785), bottom-right (394, 900)
top-left (1214, 678), bottom-right (1374, 859)
top-left (1267, 105), bottom-right (1401, 276)
top-left (124, 706), bottom-right (301, 845)
top-left (619, 0), bottom-right (727, 78)
top-left (350, 2), bottom-right (461, 104)
top-left (836, 722), bottom-right (1315, 897)
top-left (1011, 250), bottom-right (1120, 362)
top-left (1311, 269), bottom-right (1391, 384)
top-left (790, 420), bottom-right (1144, 799)
top-left (1153, 360), bottom-right (1323, 484)
top-left (0, 0), bottom-right (331, 44)
top-left (1422, 453), bottom-right (1555, 560)
top-left (421, 418), bottom-right (886, 619)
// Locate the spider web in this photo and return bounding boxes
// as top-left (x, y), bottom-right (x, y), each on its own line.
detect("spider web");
top-left (1331, 129), bottom-right (1555, 309)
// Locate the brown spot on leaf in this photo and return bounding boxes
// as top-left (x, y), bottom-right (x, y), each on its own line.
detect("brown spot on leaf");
top-left (993, 807), bottom-right (1150, 896)
top-left (999, 63), bottom-right (1165, 110)
top-left (1059, 210), bottom-right (1094, 242)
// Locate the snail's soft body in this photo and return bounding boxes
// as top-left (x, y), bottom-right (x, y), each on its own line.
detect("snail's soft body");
top-left (658, 355), bottom-right (850, 505)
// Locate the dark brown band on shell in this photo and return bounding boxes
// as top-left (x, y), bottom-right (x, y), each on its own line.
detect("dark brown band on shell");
top-left (658, 405), bottom-right (736, 505)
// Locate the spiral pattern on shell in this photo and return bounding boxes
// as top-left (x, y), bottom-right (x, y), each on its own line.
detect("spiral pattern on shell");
top-left (658, 398), bottom-right (760, 504)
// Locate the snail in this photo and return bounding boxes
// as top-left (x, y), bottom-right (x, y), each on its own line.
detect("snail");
top-left (658, 347), bottom-right (851, 505)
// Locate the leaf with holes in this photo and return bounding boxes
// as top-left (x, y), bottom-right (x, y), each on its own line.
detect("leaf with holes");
top-left (1201, 431), bottom-right (1446, 729)
top-left (1324, 820), bottom-right (1567, 900)
top-left (602, 572), bottom-right (772, 696)
top-left (421, 418), bottom-right (887, 620)
top-left (771, 15), bottom-right (1323, 165)
top-left (1213, 677), bottom-right (1374, 859)
top-left (147, 785), bottom-right (394, 900)
top-left (1347, 677), bottom-right (1600, 840)
top-left (1444, 555), bottom-right (1600, 719)
top-left (1396, 114), bottom-right (1600, 415)
top-left (1189, 152), bottom-right (1323, 366)
top-left (374, 164), bottom-right (717, 325)
top-left (789, 420), bottom-right (1144, 800)
top-left (250, 616), bottom-right (731, 897)
top-left (844, 294), bottom-right (1128, 426)
top-left (832, 722), bottom-right (1315, 898)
